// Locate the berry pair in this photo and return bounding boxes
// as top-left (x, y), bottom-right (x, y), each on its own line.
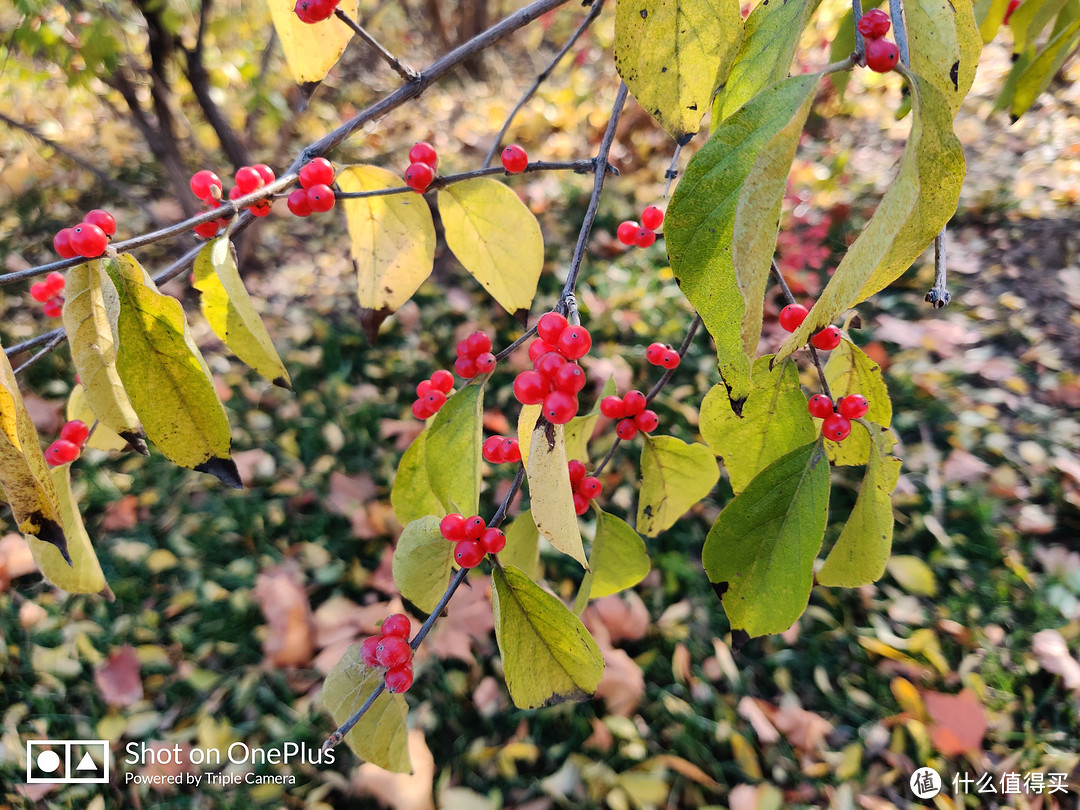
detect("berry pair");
top-left (645, 342), bottom-right (681, 370)
top-left (45, 420), bottom-right (90, 466)
top-left (294, 0), bottom-right (341, 23)
top-left (439, 513), bottom-right (506, 568)
top-left (568, 460), bottom-right (602, 515)
top-left (807, 393), bottom-right (868, 442)
top-left (512, 312), bottom-right (591, 425)
top-left (405, 142), bottom-right (439, 193)
top-left (228, 163), bottom-right (277, 218)
top-left (190, 170), bottom-right (231, 238)
top-left (288, 158), bottom-right (337, 217)
top-left (777, 304), bottom-right (843, 351)
top-left (600, 390), bottom-right (658, 440)
top-left (454, 331), bottom-right (497, 379)
top-left (500, 144), bottom-right (528, 174)
top-left (857, 9), bottom-right (900, 72)
top-left (616, 205), bottom-right (664, 249)
top-left (359, 613), bottom-right (415, 694)
top-left (483, 435), bottom-right (521, 464)
top-left (412, 369), bottom-right (455, 420)
top-left (53, 210), bottom-right (117, 260)
top-left (30, 271), bottom-right (66, 318)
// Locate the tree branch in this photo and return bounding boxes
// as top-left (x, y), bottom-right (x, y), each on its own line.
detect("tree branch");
top-left (333, 7), bottom-right (420, 82)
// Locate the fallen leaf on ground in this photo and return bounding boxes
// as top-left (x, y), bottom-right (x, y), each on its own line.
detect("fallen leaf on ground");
top-left (102, 495), bottom-right (139, 532)
top-left (424, 575), bottom-right (494, 664)
top-left (95, 645), bottom-right (143, 707)
top-left (353, 729), bottom-right (435, 810)
top-left (1031, 629), bottom-right (1080, 691)
top-left (253, 561), bottom-right (315, 668)
top-left (737, 697), bottom-right (781, 745)
top-left (923, 688), bottom-right (988, 756)
top-left (595, 647), bottom-right (644, 716)
top-left (0, 533), bottom-right (37, 590)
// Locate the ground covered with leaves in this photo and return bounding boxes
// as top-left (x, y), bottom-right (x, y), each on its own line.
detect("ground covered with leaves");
top-left (2, 2), bottom-right (1080, 808)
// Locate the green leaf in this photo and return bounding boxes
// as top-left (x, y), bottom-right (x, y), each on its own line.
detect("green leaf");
top-left (637, 435), bottom-right (719, 537)
top-left (613, 0), bottom-right (744, 139)
top-left (193, 239), bottom-right (291, 389)
top-left (703, 441), bottom-right (830, 637)
top-left (1009, 0), bottom-right (1070, 53)
top-left (392, 516), bottom-right (454, 613)
top-left (906, 0), bottom-right (983, 116)
top-left (525, 419), bottom-right (587, 568)
top-left (424, 383), bottom-right (483, 516)
top-left (437, 178), bottom-right (544, 317)
top-left (61, 259), bottom-right (145, 450)
top-left (322, 643), bottom-right (411, 772)
top-left (975, 0), bottom-right (1010, 41)
top-left (828, 7), bottom-right (857, 99)
top-left (106, 254), bottom-right (240, 488)
top-left (1010, 17), bottom-right (1080, 118)
top-left (337, 165), bottom-right (437, 318)
top-left (712, 0), bottom-right (816, 121)
top-left (500, 509), bottom-right (541, 579)
top-left (588, 510), bottom-right (650, 599)
top-left (817, 424), bottom-right (900, 587)
top-left (264, 0), bottom-right (359, 84)
top-left (29, 466), bottom-right (111, 597)
top-left (823, 338), bottom-right (893, 465)
top-left (700, 356), bottom-right (816, 493)
top-left (391, 432), bottom-right (443, 525)
top-left (667, 73), bottom-right (821, 404)
top-left (491, 564), bottom-right (605, 708)
top-left (775, 73), bottom-right (964, 363)
top-left (992, 50), bottom-right (1034, 112)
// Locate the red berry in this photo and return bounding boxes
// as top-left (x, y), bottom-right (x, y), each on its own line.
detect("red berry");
top-left (567, 459), bottom-right (587, 485)
top-left (299, 157), bottom-right (335, 189)
top-left (475, 352), bottom-right (497, 374)
top-left (455, 356), bottom-right (479, 379)
top-left (45, 439), bottom-right (80, 466)
top-left (381, 613), bottom-right (411, 638)
top-left (228, 186), bottom-right (244, 202)
top-left (615, 419), bottom-right (639, 441)
top-left (622, 390), bottom-right (647, 416)
top-left (60, 420), bottom-right (90, 446)
top-left (660, 349), bottom-right (681, 370)
top-left (810, 325), bottom-right (842, 351)
top-left (646, 342), bottom-right (666, 365)
top-left (600, 396), bottom-right (626, 419)
top-left (404, 162), bottom-right (435, 192)
top-left (838, 394), bottom-right (869, 419)
top-left (807, 394), bottom-right (834, 419)
top-left (306, 184), bottom-right (336, 213)
top-left (635, 409), bottom-right (659, 433)
top-left (30, 282), bottom-right (52, 303)
top-left (416, 379), bottom-right (434, 398)
top-left (69, 224), bottom-right (108, 258)
top-left (193, 220), bottom-right (221, 238)
top-left (411, 399), bottom-right (432, 420)
top-left (52, 229), bottom-right (78, 260)
top-left (534, 351), bottom-right (566, 379)
top-left (641, 205), bottom-right (664, 230)
top-left (253, 164), bottom-right (276, 186)
top-left (480, 528), bottom-right (506, 554)
top-left (430, 369), bottom-right (454, 393)
top-left (408, 142), bottom-right (438, 170)
top-left (360, 636), bottom-right (381, 667)
top-left (424, 390), bottom-right (447, 412)
top-left (857, 8), bottom-right (891, 38)
top-left (553, 363), bottom-right (586, 394)
top-left (634, 228), bottom-right (656, 248)
top-left (514, 370), bottom-right (549, 404)
top-left (235, 166), bottom-right (264, 195)
top-left (483, 436), bottom-right (505, 463)
top-left (501, 144), bottom-right (528, 174)
top-left (822, 413), bottom-right (853, 442)
top-left (464, 515), bottom-right (486, 540)
top-left (440, 513), bottom-right (467, 541)
top-left (573, 492), bottom-right (590, 515)
top-left (1004, 0), bottom-right (1020, 23)
top-left (385, 665), bottom-right (414, 693)
top-left (778, 304), bottom-right (809, 332)
top-left (82, 209), bottom-right (116, 237)
top-left (865, 38), bottom-right (899, 72)
top-left (44, 272), bottom-right (65, 297)
top-left (580, 476), bottom-right (602, 498)
top-left (287, 189), bottom-right (313, 217)
top-left (190, 170), bottom-right (223, 201)
top-left (617, 221), bottom-right (639, 246)
top-left (42, 298), bottom-right (64, 319)
top-left (557, 326), bottom-right (592, 360)
top-left (455, 539), bottom-right (486, 568)
top-left (543, 391), bottom-right (578, 424)
top-left (528, 339), bottom-right (556, 362)
top-left (465, 331), bottom-right (492, 355)
top-left (455, 339), bottom-right (471, 358)
top-left (375, 636), bottom-right (411, 668)
top-left (536, 312), bottom-right (569, 345)
top-left (248, 200), bottom-right (273, 217)
top-left (500, 439), bottom-right (521, 464)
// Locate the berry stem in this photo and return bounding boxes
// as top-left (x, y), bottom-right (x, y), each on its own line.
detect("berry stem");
top-left (888, 0), bottom-right (911, 66)
top-left (851, 0), bottom-right (867, 63)
top-left (770, 261), bottom-right (835, 402)
top-left (662, 141), bottom-right (685, 198)
top-left (333, 8), bottom-right (421, 82)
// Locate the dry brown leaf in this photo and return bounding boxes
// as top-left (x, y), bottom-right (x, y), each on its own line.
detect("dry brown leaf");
top-left (94, 645), bottom-right (143, 707)
top-left (1031, 629), bottom-right (1080, 690)
top-left (424, 575), bottom-right (494, 664)
top-left (941, 450), bottom-right (991, 484)
top-left (762, 700), bottom-right (833, 754)
top-left (737, 697), bottom-right (781, 745)
top-left (380, 418), bottom-right (425, 452)
top-left (0, 533), bottom-right (37, 591)
top-left (473, 676), bottom-right (507, 718)
top-left (232, 448), bottom-right (277, 483)
top-left (923, 689), bottom-right (988, 756)
top-left (587, 592), bottom-right (650, 645)
top-left (583, 718), bottom-right (614, 751)
top-left (22, 393), bottom-right (65, 435)
top-left (253, 561), bottom-right (315, 668)
top-left (102, 495), bottom-right (139, 532)
top-left (353, 729), bottom-right (435, 810)
top-left (326, 472), bottom-right (382, 538)
top-left (595, 647), bottom-right (644, 716)
top-left (672, 643), bottom-right (692, 684)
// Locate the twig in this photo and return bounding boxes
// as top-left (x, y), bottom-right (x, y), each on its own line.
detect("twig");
top-left (482, 0), bottom-right (606, 167)
top-left (888, 0), bottom-right (910, 66)
top-left (770, 261), bottom-right (833, 401)
top-left (4, 328), bottom-right (65, 358)
top-left (662, 142), bottom-right (684, 198)
top-left (925, 228), bottom-right (950, 308)
top-left (852, 0), bottom-right (866, 63)
top-left (494, 325), bottom-right (538, 362)
top-left (334, 8), bottom-right (420, 82)
top-left (11, 333), bottom-right (66, 375)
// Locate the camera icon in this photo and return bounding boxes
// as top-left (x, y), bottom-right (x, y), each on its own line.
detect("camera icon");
top-left (26, 740), bottom-right (110, 784)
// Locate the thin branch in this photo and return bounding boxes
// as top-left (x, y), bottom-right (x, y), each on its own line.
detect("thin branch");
top-left (888, 0), bottom-right (911, 66)
top-left (334, 8), bottom-right (420, 82)
top-left (11, 333), bottom-right (66, 376)
top-left (852, 0), bottom-right (866, 63)
top-left (770, 261), bottom-right (833, 401)
top-left (925, 228), bottom-right (951, 308)
top-left (482, 0), bottom-right (606, 167)
top-left (4, 328), bottom-right (65, 358)
top-left (662, 142), bottom-right (684, 198)
top-left (494, 325), bottom-right (538, 362)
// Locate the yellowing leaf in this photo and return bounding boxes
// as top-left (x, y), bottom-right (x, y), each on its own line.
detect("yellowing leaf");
top-left (1010, 18), bottom-right (1080, 118)
top-left (106, 254), bottom-right (240, 488)
top-left (492, 564), bottom-right (604, 708)
top-left (67, 386), bottom-right (128, 452)
top-left (61, 259), bottom-right (145, 450)
top-left (425, 383), bottom-right (483, 515)
top-left (437, 178), bottom-right (544, 316)
top-left (525, 420), bottom-right (587, 568)
top-left (500, 509), bottom-right (541, 579)
top-left (337, 165), bottom-right (437, 316)
top-left (613, 0), bottom-right (743, 139)
top-left (193, 238), bottom-right (291, 389)
top-left (907, 0), bottom-right (982, 117)
top-left (517, 404), bottom-right (541, 466)
top-left (322, 643), bottom-right (412, 772)
top-left (265, 0), bottom-right (359, 85)
top-left (390, 432), bottom-right (442, 525)
top-left (392, 516), bottom-right (454, 613)
top-left (1009, 0), bottom-right (1070, 54)
top-left (823, 338), bottom-right (892, 466)
top-left (976, 0), bottom-right (1010, 40)
top-left (637, 435), bottom-right (719, 537)
top-left (886, 555), bottom-right (938, 596)
top-left (588, 510), bottom-right (650, 599)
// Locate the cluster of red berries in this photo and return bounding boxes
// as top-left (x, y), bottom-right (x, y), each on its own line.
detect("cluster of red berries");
top-left (483, 435), bottom-right (521, 464)
top-left (513, 312), bottom-right (591, 425)
top-left (616, 205), bottom-right (664, 249)
top-left (778, 303), bottom-right (843, 351)
top-left (287, 158), bottom-right (337, 218)
top-left (808, 393), bottom-right (868, 442)
top-left (600, 390), bottom-right (658, 441)
top-left (412, 370), bottom-right (455, 420)
top-left (358, 613), bottom-right (415, 694)
top-left (45, 420), bottom-right (90, 466)
top-left (439, 513), bottom-right (506, 568)
top-left (500, 144), bottom-right (528, 174)
top-left (857, 10), bottom-right (900, 73)
top-left (53, 209), bottom-right (116, 260)
top-left (454, 331), bottom-right (497, 379)
top-left (190, 164), bottom-right (279, 238)
top-left (30, 271), bottom-right (66, 318)
top-left (645, 342), bottom-right (681, 370)
top-left (293, 0), bottom-right (342, 23)
top-left (568, 460), bottom-right (602, 515)
top-left (404, 142), bottom-right (439, 193)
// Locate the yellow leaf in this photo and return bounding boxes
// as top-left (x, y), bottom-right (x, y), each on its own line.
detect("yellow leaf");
top-left (886, 555), bottom-right (938, 596)
top-left (67, 385), bottom-right (128, 452)
top-left (337, 165), bottom-right (437, 315)
top-left (524, 420), bottom-right (587, 569)
top-left (907, 0), bottom-right (982, 118)
top-left (823, 338), bottom-right (893, 466)
top-left (517, 404), bottom-right (541, 467)
top-left (264, 0), bottom-right (359, 85)
top-left (437, 178), bottom-right (544, 316)
top-left (193, 238), bottom-right (291, 389)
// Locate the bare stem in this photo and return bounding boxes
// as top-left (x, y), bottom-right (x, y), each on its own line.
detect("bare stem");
top-left (11, 333), bottom-right (66, 375)
top-left (852, 0), bottom-right (866, 63)
top-left (770, 261), bottom-right (833, 401)
top-left (334, 8), bottom-right (420, 82)
top-left (662, 142), bottom-right (684, 198)
top-left (925, 227), bottom-right (951, 308)
top-left (888, 0), bottom-right (911, 66)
